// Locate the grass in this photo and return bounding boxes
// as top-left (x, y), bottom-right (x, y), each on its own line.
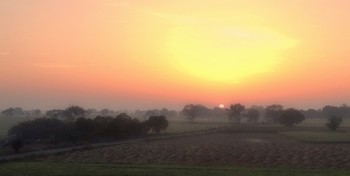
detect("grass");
top-left (280, 131), bottom-right (350, 143)
top-left (301, 119), bottom-right (350, 128)
top-left (1, 162), bottom-right (350, 176)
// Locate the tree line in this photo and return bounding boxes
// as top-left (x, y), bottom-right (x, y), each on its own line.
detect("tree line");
top-left (2, 103), bottom-right (347, 153)
top-left (181, 103), bottom-right (345, 130)
top-left (2, 104), bottom-right (350, 121)
top-left (3, 106), bottom-right (169, 153)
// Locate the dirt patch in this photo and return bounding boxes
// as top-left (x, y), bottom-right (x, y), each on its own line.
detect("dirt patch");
top-left (42, 133), bottom-right (350, 169)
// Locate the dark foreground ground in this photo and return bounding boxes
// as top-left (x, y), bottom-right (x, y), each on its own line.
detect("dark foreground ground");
top-left (41, 132), bottom-right (350, 169)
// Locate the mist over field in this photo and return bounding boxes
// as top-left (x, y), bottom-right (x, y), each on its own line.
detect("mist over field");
top-left (1, 0), bottom-right (350, 175)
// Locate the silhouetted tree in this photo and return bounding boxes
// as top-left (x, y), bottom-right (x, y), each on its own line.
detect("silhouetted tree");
top-left (227, 104), bottom-right (245, 123)
top-left (321, 105), bottom-right (350, 119)
top-left (279, 108), bottom-right (305, 127)
top-left (182, 104), bottom-right (199, 122)
top-left (339, 104), bottom-right (350, 118)
top-left (1, 108), bottom-right (15, 117)
top-left (46, 109), bottom-right (64, 119)
top-left (322, 105), bottom-right (340, 117)
top-left (75, 117), bottom-right (96, 140)
top-left (12, 138), bottom-right (23, 153)
top-left (145, 115), bottom-right (169, 134)
top-left (265, 104), bottom-right (283, 123)
top-left (3, 134), bottom-right (24, 153)
top-left (63, 106), bottom-right (85, 122)
top-left (302, 108), bottom-right (325, 119)
top-left (246, 108), bottom-right (260, 123)
top-left (211, 107), bottom-right (227, 117)
top-left (93, 115), bottom-right (114, 137)
top-left (160, 108), bottom-right (178, 117)
top-left (1, 107), bottom-right (24, 117)
top-left (144, 109), bottom-right (160, 118)
top-left (8, 117), bottom-right (68, 141)
top-left (100, 108), bottom-right (115, 116)
top-left (85, 108), bottom-right (98, 117)
top-left (31, 109), bottom-right (42, 117)
top-left (326, 116), bottom-right (343, 131)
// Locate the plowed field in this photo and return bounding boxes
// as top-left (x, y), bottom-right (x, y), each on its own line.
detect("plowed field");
top-left (44, 133), bottom-right (350, 169)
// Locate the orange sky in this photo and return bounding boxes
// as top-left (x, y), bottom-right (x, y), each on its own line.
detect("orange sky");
top-left (1, 0), bottom-right (350, 110)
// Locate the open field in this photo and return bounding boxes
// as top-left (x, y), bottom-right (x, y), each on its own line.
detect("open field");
top-left (301, 119), bottom-right (350, 128)
top-left (2, 117), bottom-right (350, 175)
top-left (280, 131), bottom-right (350, 143)
top-left (42, 132), bottom-right (350, 169)
top-left (2, 122), bottom-right (350, 175)
top-left (165, 122), bottom-right (229, 134)
top-left (1, 162), bottom-right (350, 176)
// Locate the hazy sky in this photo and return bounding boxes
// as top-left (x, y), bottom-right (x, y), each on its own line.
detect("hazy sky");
top-left (1, 0), bottom-right (350, 110)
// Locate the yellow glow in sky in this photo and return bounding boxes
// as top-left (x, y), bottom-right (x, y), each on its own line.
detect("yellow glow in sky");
top-left (1, 0), bottom-right (350, 110)
top-left (166, 25), bottom-right (296, 83)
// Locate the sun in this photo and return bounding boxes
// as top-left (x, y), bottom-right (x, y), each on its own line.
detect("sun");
top-left (165, 25), bottom-right (296, 83)
top-left (219, 104), bottom-right (225, 109)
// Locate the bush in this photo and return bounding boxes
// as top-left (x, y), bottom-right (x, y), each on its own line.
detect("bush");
top-left (326, 116), bottom-right (343, 131)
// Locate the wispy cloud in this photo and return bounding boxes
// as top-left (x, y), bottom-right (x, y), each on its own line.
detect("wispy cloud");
top-left (0, 52), bottom-right (9, 55)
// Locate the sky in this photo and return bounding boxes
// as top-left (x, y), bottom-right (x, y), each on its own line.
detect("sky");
top-left (0, 0), bottom-right (350, 111)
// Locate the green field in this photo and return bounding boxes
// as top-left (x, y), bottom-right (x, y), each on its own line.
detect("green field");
top-left (301, 119), bottom-right (350, 128)
top-left (280, 131), bottom-right (350, 143)
top-left (0, 162), bottom-right (349, 176)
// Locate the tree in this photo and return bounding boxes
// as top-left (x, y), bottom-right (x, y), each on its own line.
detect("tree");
top-left (322, 105), bottom-right (340, 117)
top-left (1, 108), bottom-right (15, 117)
top-left (12, 138), bottom-right (23, 153)
top-left (100, 108), bottom-right (116, 116)
top-left (322, 105), bottom-right (350, 119)
top-left (182, 104), bottom-right (199, 122)
top-left (75, 117), bottom-right (96, 140)
top-left (160, 108), bottom-right (178, 117)
top-left (246, 108), bottom-right (260, 123)
top-left (302, 108), bottom-right (325, 119)
top-left (144, 109), bottom-right (160, 118)
top-left (279, 108), bottom-right (305, 127)
top-left (326, 116), bottom-right (343, 131)
top-left (8, 117), bottom-right (68, 141)
top-left (85, 108), bottom-right (98, 117)
top-left (3, 134), bottom-right (23, 153)
top-left (227, 103), bottom-right (245, 123)
top-left (46, 109), bottom-right (64, 119)
top-left (265, 104), bottom-right (283, 123)
top-left (63, 106), bottom-right (85, 122)
top-left (1, 107), bottom-right (24, 117)
top-left (32, 109), bottom-right (42, 117)
top-left (145, 115), bottom-right (169, 134)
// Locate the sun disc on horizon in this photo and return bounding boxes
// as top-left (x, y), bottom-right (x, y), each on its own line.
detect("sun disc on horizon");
top-left (219, 104), bottom-right (225, 109)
